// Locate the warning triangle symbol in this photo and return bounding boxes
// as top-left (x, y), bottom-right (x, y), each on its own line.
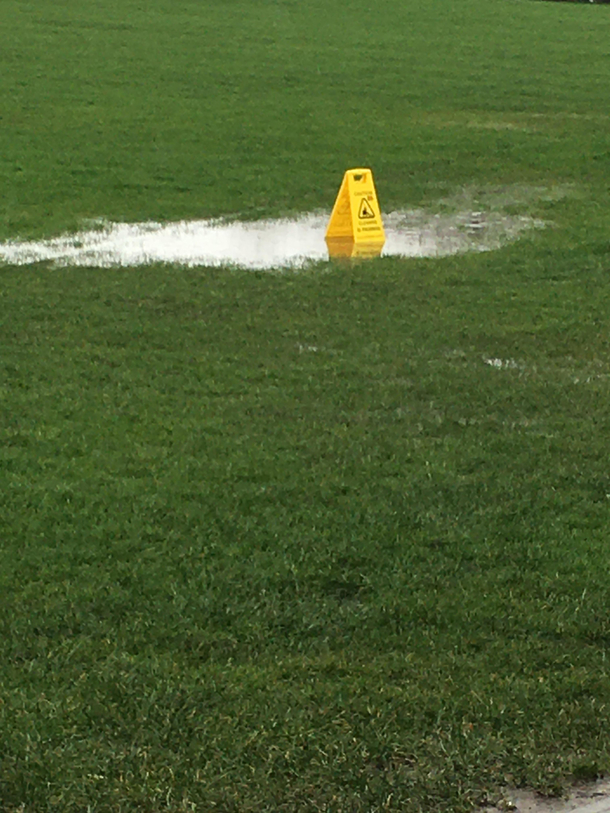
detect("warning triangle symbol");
top-left (358, 198), bottom-right (376, 220)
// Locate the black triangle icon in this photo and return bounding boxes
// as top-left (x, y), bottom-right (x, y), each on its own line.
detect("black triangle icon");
top-left (358, 198), bottom-right (376, 220)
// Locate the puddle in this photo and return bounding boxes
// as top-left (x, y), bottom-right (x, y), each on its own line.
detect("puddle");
top-left (484, 357), bottom-right (520, 369)
top-left (483, 777), bottom-right (610, 813)
top-left (0, 208), bottom-right (542, 270)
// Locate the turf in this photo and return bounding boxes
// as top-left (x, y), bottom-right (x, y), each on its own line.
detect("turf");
top-left (2, 0), bottom-right (610, 811)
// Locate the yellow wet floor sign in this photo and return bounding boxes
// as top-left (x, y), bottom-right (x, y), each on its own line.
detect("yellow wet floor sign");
top-left (325, 168), bottom-right (385, 253)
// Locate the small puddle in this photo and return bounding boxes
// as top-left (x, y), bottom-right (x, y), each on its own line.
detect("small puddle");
top-left (483, 777), bottom-right (610, 813)
top-left (0, 209), bottom-right (542, 270)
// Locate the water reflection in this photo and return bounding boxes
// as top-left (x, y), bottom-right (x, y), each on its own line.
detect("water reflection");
top-left (325, 237), bottom-right (384, 260)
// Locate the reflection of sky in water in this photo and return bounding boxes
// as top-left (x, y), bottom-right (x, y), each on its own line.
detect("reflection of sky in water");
top-left (0, 210), bottom-right (541, 270)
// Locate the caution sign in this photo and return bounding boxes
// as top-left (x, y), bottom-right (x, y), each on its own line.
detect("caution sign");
top-left (325, 168), bottom-right (385, 247)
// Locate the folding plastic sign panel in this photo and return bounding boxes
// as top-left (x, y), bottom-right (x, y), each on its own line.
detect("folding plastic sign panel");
top-left (325, 168), bottom-right (385, 247)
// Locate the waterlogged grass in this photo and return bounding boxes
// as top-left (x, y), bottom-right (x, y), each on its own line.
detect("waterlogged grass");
top-left (4, 246), bottom-right (610, 811)
top-left (2, 0), bottom-right (610, 811)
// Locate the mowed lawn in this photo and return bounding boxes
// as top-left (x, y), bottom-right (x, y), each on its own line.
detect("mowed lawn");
top-left (2, 1), bottom-right (610, 811)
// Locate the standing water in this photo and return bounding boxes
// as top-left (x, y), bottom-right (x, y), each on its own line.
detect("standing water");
top-left (0, 208), bottom-right (542, 270)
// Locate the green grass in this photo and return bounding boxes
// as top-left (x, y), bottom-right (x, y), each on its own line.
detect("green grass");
top-left (2, 0), bottom-right (610, 811)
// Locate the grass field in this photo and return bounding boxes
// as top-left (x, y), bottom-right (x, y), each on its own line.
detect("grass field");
top-left (2, 0), bottom-right (610, 810)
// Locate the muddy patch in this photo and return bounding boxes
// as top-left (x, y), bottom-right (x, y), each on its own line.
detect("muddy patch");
top-left (483, 778), bottom-right (610, 813)
top-left (0, 207), bottom-right (542, 270)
